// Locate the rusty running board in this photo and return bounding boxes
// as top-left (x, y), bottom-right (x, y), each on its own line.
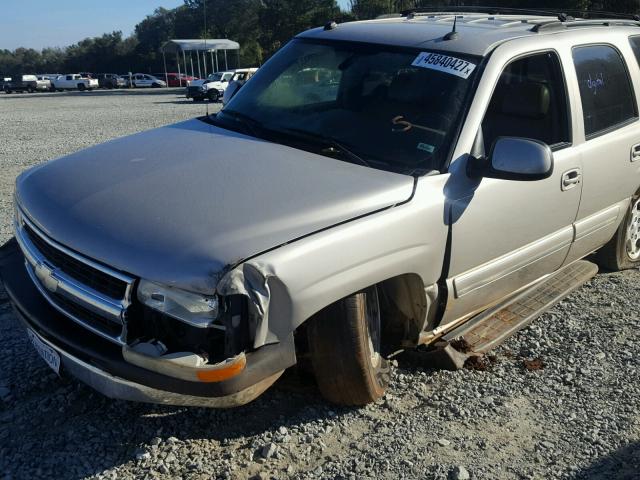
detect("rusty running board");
top-left (424, 260), bottom-right (599, 370)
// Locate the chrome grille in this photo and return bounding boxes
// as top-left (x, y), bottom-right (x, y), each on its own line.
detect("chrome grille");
top-left (15, 208), bottom-right (134, 344)
top-left (23, 223), bottom-right (128, 299)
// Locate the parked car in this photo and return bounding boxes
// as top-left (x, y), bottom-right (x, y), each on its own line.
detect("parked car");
top-left (118, 74), bottom-right (133, 88)
top-left (51, 74), bottom-right (99, 91)
top-left (39, 74), bottom-right (62, 83)
top-left (130, 73), bottom-right (166, 88)
top-left (222, 69), bottom-right (258, 105)
top-left (35, 76), bottom-right (53, 91)
top-left (186, 68), bottom-right (257, 101)
top-left (4, 11), bottom-right (640, 409)
top-left (3, 74), bottom-right (50, 93)
top-left (96, 73), bottom-right (126, 89)
top-left (153, 72), bottom-right (197, 87)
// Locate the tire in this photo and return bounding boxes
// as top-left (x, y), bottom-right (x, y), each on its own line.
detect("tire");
top-left (207, 90), bottom-right (219, 102)
top-left (27, 86), bottom-right (34, 93)
top-left (596, 194), bottom-right (640, 271)
top-left (307, 286), bottom-right (389, 406)
top-left (78, 83), bottom-right (86, 91)
top-left (50, 85), bottom-right (56, 92)
top-left (4, 88), bottom-right (10, 94)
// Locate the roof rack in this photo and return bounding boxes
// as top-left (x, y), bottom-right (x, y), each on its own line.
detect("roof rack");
top-left (532, 18), bottom-right (640, 33)
top-left (400, 6), bottom-right (640, 33)
top-left (401, 6), bottom-right (640, 21)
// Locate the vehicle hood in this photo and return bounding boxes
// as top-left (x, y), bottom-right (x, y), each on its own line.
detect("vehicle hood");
top-left (16, 119), bottom-right (414, 294)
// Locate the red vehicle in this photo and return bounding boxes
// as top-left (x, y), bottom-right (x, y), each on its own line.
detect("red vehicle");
top-left (154, 73), bottom-right (197, 87)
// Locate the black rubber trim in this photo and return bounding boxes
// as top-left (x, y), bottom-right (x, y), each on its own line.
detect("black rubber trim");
top-left (0, 239), bottom-right (296, 398)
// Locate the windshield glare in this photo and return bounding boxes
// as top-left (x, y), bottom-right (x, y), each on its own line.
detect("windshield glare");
top-left (221, 39), bottom-right (479, 174)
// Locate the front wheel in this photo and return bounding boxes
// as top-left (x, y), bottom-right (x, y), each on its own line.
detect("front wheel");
top-left (78, 83), bottom-right (86, 91)
top-left (597, 194), bottom-right (640, 270)
top-left (207, 90), bottom-right (219, 102)
top-left (307, 286), bottom-right (389, 406)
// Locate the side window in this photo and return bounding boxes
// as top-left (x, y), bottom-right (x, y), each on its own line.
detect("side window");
top-left (573, 44), bottom-right (637, 137)
top-left (482, 51), bottom-right (570, 152)
top-left (66, 75), bottom-right (72, 81)
top-left (629, 36), bottom-right (640, 63)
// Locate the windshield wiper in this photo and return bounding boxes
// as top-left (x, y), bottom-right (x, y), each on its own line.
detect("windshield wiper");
top-left (274, 127), bottom-right (375, 169)
top-left (215, 109), bottom-right (263, 138)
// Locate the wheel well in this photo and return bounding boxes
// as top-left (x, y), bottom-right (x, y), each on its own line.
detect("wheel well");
top-left (294, 273), bottom-right (436, 366)
top-left (378, 273), bottom-right (437, 349)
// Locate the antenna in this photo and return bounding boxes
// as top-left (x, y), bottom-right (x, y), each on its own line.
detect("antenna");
top-left (204, 0), bottom-right (209, 116)
top-left (443, 15), bottom-right (460, 41)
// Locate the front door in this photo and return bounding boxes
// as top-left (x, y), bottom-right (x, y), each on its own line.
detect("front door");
top-left (441, 50), bottom-right (583, 326)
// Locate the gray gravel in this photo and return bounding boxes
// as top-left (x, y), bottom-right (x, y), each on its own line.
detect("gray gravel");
top-left (1, 90), bottom-right (639, 480)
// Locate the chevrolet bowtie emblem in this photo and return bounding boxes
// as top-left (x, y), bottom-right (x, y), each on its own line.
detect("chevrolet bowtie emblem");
top-left (34, 263), bottom-right (59, 293)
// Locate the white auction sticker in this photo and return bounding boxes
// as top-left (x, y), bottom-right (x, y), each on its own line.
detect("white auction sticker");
top-left (412, 52), bottom-right (476, 79)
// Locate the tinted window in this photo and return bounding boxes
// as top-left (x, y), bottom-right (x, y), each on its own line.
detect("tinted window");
top-left (629, 36), bottom-right (640, 64)
top-left (482, 51), bottom-right (570, 151)
top-left (573, 45), bottom-right (637, 136)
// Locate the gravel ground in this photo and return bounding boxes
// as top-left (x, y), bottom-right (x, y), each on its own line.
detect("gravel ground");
top-left (0, 90), bottom-right (639, 480)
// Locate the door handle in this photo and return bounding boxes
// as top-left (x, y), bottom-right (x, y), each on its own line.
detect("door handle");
top-left (561, 168), bottom-right (582, 191)
top-left (631, 144), bottom-right (640, 162)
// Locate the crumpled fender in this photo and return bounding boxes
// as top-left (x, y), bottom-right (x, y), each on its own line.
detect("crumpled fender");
top-left (214, 175), bottom-right (450, 350)
top-left (216, 262), bottom-right (290, 348)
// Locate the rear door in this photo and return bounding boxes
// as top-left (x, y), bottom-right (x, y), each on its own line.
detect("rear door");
top-left (441, 49), bottom-right (583, 326)
top-left (564, 40), bottom-right (640, 263)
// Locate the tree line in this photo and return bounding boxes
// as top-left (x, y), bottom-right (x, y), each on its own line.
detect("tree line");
top-left (1, 0), bottom-right (639, 76)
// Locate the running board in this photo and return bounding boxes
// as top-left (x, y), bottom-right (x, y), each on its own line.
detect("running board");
top-left (425, 260), bottom-right (598, 369)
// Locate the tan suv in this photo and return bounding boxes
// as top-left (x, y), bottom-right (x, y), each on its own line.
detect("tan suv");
top-left (2, 10), bottom-right (639, 408)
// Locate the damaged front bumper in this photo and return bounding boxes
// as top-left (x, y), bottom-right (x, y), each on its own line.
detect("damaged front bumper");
top-left (0, 239), bottom-right (296, 407)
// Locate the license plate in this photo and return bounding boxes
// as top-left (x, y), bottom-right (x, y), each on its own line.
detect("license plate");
top-left (27, 329), bottom-right (60, 375)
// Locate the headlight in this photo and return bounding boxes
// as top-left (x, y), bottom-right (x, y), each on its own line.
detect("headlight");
top-left (137, 280), bottom-right (219, 328)
top-left (199, 86), bottom-right (206, 91)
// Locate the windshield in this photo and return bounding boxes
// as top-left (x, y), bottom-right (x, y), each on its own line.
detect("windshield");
top-left (208, 72), bottom-right (233, 82)
top-left (218, 39), bottom-right (479, 174)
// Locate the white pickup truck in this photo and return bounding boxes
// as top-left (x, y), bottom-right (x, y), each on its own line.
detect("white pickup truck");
top-left (186, 68), bottom-right (258, 101)
top-left (51, 74), bottom-right (99, 91)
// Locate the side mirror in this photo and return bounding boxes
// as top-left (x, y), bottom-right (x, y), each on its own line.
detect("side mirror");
top-left (468, 137), bottom-right (554, 181)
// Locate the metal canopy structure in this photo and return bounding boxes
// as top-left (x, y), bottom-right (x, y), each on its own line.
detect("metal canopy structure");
top-left (160, 39), bottom-right (241, 86)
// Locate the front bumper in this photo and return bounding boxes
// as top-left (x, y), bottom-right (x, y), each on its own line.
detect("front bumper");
top-left (185, 86), bottom-right (205, 98)
top-left (0, 239), bottom-right (296, 407)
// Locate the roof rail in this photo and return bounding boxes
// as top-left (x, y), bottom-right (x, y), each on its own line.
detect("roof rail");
top-left (401, 6), bottom-right (640, 21)
top-left (531, 18), bottom-right (640, 33)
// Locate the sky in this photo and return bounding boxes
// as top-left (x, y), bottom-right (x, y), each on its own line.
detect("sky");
top-left (1, 0), bottom-right (352, 51)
